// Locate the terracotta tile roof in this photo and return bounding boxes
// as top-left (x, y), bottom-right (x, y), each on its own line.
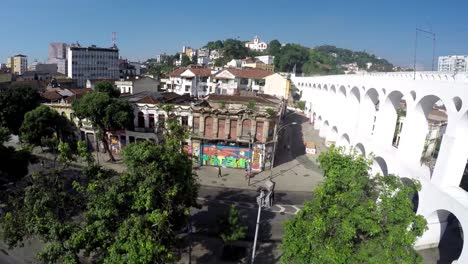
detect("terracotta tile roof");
top-left (186, 68), bottom-right (212, 77)
top-left (205, 94), bottom-right (276, 105)
top-left (219, 68), bottom-right (274, 79)
top-left (40, 91), bottom-right (63, 102)
top-left (169, 67), bottom-right (187, 77)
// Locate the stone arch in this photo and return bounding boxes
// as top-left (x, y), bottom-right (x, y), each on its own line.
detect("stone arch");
top-left (358, 88), bottom-right (380, 138)
top-left (319, 120), bottom-right (330, 138)
top-left (355, 143), bottom-right (366, 156)
top-left (453, 96), bottom-right (463, 112)
top-left (344, 87), bottom-right (361, 133)
top-left (372, 156), bottom-right (388, 176)
top-left (400, 177), bottom-right (419, 213)
top-left (409, 95), bottom-right (447, 172)
top-left (424, 209), bottom-right (464, 263)
top-left (373, 90), bottom-right (406, 148)
top-left (315, 115), bottom-right (323, 130)
top-left (337, 133), bottom-right (350, 151)
top-left (326, 126), bottom-right (338, 146)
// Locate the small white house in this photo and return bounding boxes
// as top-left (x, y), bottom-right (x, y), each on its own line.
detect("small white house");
top-left (263, 73), bottom-right (289, 99)
top-left (245, 36), bottom-right (268, 52)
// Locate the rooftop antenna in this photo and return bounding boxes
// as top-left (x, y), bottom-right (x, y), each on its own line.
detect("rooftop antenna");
top-left (112, 32), bottom-right (116, 48)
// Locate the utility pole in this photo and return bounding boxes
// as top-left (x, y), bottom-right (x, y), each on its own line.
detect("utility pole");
top-left (413, 27), bottom-right (436, 79)
top-left (251, 180), bottom-right (274, 264)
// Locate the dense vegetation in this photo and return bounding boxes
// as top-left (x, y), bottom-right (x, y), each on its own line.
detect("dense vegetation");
top-left (282, 146), bottom-right (427, 263)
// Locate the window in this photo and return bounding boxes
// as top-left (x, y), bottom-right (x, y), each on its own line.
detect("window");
top-left (255, 122), bottom-right (264, 141)
top-left (181, 116), bottom-right (189, 127)
top-left (137, 112), bottom-right (145, 128)
top-left (149, 114), bottom-right (155, 128)
top-left (203, 85), bottom-right (207, 92)
top-left (240, 78), bottom-right (249, 85)
top-left (229, 120), bottom-right (237, 139)
top-left (218, 119), bottom-right (225, 138)
top-left (185, 85), bottom-right (190, 92)
top-left (204, 116), bottom-right (213, 137)
top-left (242, 119), bottom-right (251, 138)
top-left (129, 136), bottom-right (135, 143)
top-left (193, 117), bottom-right (200, 133)
top-left (268, 121), bottom-right (275, 138)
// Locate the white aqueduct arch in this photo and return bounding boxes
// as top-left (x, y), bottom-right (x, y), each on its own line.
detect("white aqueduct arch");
top-left (293, 72), bottom-right (468, 262)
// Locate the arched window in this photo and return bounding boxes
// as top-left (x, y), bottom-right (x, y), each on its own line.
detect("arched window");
top-left (242, 119), bottom-right (251, 138)
top-left (204, 116), bottom-right (213, 137)
top-left (137, 112), bottom-right (145, 128)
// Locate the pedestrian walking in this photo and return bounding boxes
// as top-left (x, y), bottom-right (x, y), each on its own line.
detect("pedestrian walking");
top-left (244, 168), bottom-right (249, 180)
top-left (217, 166), bottom-right (222, 178)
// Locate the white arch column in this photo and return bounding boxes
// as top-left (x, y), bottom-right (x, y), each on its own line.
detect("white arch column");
top-left (397, 104), bottom-right (429, 166)
top-left (432, 123), bottom-right (468, 187)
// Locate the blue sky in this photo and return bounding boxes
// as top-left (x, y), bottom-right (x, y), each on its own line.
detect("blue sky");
top-left (2, 0), bottom-right (467, 69)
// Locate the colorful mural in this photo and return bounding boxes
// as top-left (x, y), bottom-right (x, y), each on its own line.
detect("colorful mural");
top-left (252, 144), bottom-right (265, 170)
top-left (201, 145), bottom-right (250, 169)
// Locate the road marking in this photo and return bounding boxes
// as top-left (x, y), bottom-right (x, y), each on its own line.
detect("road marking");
top-left (197, 197), bottom-right (302, 215)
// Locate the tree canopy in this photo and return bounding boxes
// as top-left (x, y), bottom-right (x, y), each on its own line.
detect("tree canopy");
top-left (0, 85), bottom-right (39, 135)
top-left (267, 39), bottom-right (281, 57)
top-left (20, 105), bottom-right (74, 149)
top-left (72, 83), bottom-right (133, 161)
top-left (0, 126), bottom-right (31, 186)
top-left (1, 119), bottom-right (199, 263)
top-left (281, 146), bottom-right (427, 264)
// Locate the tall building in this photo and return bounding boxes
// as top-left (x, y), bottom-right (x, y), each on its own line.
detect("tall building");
top-left (67, 44), bottom-right (119, 87)
top-left (48, 42), bottom-right (68, 75)
top-left (438, 55), bottom-right (468, 73)
top-left (6, 54), bottom-right (28, 75)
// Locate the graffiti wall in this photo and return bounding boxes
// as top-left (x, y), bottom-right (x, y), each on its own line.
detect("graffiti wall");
top-left (251, 144), bottom-right (264, 170)
top-left (201, 145), bottom-right (250, 169)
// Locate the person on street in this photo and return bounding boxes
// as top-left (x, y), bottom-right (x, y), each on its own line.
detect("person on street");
top-left (217, 166), bottom-right (222, 178)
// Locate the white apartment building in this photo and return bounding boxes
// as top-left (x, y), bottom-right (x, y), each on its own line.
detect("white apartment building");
top-left (212, 68), bottom-right (273, 95)
top-left (255, 55), bottom-right (274, 65)
top-left (438, 55), bottom-right (468, 72)
top-left (245, 35), bottom-right (268, 52)
top-left (6, 54), bottom-right (28, 75)
top-left (167, 66), bottom-right (214, 97)
top-left (67, 44), bottom-right (119, 87)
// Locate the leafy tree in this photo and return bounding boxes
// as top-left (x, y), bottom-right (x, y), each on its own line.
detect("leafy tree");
top-left (181, 54), bottom-right (192, 67)
top-left (69, 122), bottom-right (199, 263)
top-left (219, 205), bottom-right (247, 244)
top-left (282, 146), bottom-right (427, 264)
top-left (204, 40), bottom-right (224, 50)
top-left (95, 80), bottom-right (121, 97)
top-left (1, 167), bottom-right (85, 263)
top-left (0, 85), bottom-right (39, 135)
top-left (246, 100), bottom-right (257, 112)
top-left (274, 44), bottom-right (309, 73)
top-left (267, 39), bottom-right (281, 57)
top-left (20, 105), bottom-right (74, 150)
top-left (223, 38), bottom-right (250, 60)
top-left (295, 101), bottom-right (306, 111)
top-left (72, 87), bottom-right (133, 161)
top-left (0, 126), bottom-right (31, 186)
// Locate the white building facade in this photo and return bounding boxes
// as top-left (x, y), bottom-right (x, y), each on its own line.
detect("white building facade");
top-left (245, 36), bottom-right (268, 52)
top-left (293, 71), bottom-right (468, 263)
top-left (67, 45), bottom-right (119, 87)
top-left (438, 55), bottom-right (468, 73)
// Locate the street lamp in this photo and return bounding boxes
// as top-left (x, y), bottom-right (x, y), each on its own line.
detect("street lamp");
top-left (270, 122), bottom-right (297, 177)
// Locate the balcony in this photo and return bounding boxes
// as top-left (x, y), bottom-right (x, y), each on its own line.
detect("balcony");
top-left (133, 127), bottom-right (155, 133)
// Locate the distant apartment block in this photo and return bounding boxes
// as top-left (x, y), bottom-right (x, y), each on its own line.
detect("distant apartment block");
top-left (48, 42), bottom-right (68, 75)
top-left (67, 44), bottom-right (119, 87)
top-left (438, 55), bottom-right (468, 73)
top-left (6, 54), bottom-right (28, 75)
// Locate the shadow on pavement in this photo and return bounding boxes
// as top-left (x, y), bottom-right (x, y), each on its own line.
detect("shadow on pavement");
top-left (189, 188), bottom-right (278, 263)
top-left (274, 112), bottom-right (308, 168)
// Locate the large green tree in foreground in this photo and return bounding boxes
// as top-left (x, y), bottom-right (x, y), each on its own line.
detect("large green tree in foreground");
top-left (0, 85), bottom-right (39, 135)
top-left (72, 81), bottom-right (133, 161)
top-left (1, 120), bottom-right (199, 263)
top-left (282, 146), bottom-right (427, 264)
